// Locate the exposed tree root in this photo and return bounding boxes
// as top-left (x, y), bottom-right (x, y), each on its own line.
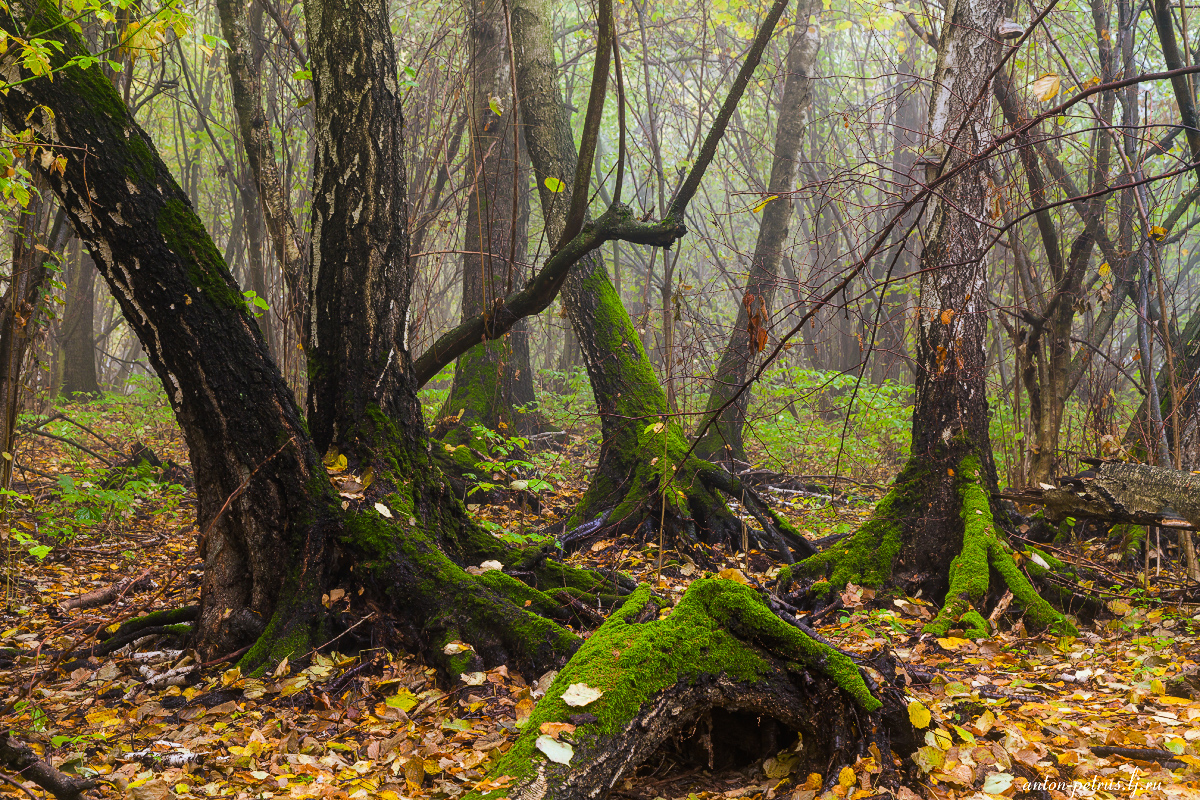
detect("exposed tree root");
top-left (785, 455), bottom-right (1077, 638)
top-left (0, 732), bottom-right (94, 800)
top-left (463, 579), bottom-right (916, 800)
top-left (231, 443), bottom-right (633, 679)
top-left (563, 421), bottom-right (814, 564)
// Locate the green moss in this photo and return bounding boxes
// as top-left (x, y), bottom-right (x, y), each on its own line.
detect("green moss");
top-left (924, 456), bottom-right (1076, 638)
top-left (466, 578), bottom-right (878, 798)
top-left (157, 199), bottom-right (247, 312)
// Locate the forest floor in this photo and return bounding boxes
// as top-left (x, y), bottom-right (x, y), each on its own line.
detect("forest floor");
top-left (1, 399), bottom-right (1199, 800)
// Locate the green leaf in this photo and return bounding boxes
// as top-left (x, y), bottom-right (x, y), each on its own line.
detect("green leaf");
top-left (488, 96), bottom-right (503, 116)
top-left (544, 176), bottom-right (566, 193)
top-left (385, 689), bottom-right (418, 712)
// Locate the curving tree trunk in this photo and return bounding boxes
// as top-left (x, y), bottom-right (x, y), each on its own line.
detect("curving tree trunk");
top-left (789, 0), bottom-right (1075, 638)
top-left (0, 4), bottom-right (910, 792)
top-left (695, 14), bottom-right (820, 465)
top-left (434, 0), bottom-right (541, 444)
top-left (512, 0), bottom-right (815, 562)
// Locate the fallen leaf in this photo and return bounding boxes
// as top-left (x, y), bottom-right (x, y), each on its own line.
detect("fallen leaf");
top-left (561, 682), bottom-right (603, 707)
top-left (535, 734), bottom-right (574, 764)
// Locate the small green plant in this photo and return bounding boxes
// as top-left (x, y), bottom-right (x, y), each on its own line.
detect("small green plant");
top-left (462, 423), bottom-right (562, 500)
top-left (242, 289), bottom-right (270, 317)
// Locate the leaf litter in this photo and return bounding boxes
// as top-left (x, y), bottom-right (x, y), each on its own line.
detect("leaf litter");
top-left (1, 406), bottom-right (1199, 800)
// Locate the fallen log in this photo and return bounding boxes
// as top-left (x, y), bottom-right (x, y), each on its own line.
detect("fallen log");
top-left (998, 460), bottom-right (1200, 531)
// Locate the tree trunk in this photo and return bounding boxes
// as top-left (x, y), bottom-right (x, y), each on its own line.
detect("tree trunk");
top-left (0, 4), bottom-right (910, 790)
top-left (434, 0), bottom-right (541, 443)
top-left (789, 0), bottom-right (1074, 638)
top-left (60, 237), bottom-right (103, 398)
top-left (0, 179), bottom-right (66, 492)
top-left (695, 15), bottom-right (820, 464)
top-left (511, 0), bottom-right (812, 561)
top-left (465, 580), bottom-right (915, 800)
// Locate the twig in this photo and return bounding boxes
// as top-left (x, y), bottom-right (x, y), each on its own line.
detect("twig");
top-left (1090, 746), bottom-right (1185, 766)
top-left (17, 429), bottom-right (113, 466)
top-left (0, 769), bottom-right (42, 800)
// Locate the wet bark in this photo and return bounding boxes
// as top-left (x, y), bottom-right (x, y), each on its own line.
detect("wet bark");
top-left (435, 0), bottom-right (540, 441)
top-left (696, 14), bottom-right (820, 464)
top-left (790, 0), bottom-right (1074, 635)
top-left (889, 0), bottom-right (1006, 591)
top-left (0, 0), bottom-right (615, 674)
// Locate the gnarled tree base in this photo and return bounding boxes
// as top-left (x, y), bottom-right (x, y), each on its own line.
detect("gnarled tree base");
top-left (785, 455), bottom-right (1076, 638)
top-left (564, 421), bottom-right (815, 564)
top-left (465, 579), bottom-right (915, 800)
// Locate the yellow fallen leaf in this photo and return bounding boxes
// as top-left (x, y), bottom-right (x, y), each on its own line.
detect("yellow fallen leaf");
top-left (838, 766), bottom-right (856, 787)
top-left (716, 568), bottom-right (749, 584)
top-left (908, 700), bottom-right (932, 729)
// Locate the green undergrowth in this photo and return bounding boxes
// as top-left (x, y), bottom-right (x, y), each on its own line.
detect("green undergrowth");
top-left (924, 456), bottom-right (1077, 638)
top-left (465, 578), bottom-right (878, 799)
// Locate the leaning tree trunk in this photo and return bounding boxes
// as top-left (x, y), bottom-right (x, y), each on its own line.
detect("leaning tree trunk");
top-left (434, 0), bottom-right (541, 444)
top-left (0, 5), bottom-right (914, 793)
top-left (512, 0), bottom-right (813, 562)
top-left (695, 14), bottom-right (820, 465)
top-left (0, 0), bottom-right (605, 674)
top-left (59, 237), bottom-right (103, 398)
top-left (787, 0), bottom-right (1074, 638)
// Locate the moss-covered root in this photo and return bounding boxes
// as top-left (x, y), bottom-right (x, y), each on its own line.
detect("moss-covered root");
top-left (565, 421), bottom-right (810, 562)
top-left (923, 457), bottom-right (1077, 639)
top-left (787, 455), bottom-right (927, 596)
top-left (463, 579), bottom-right (911, 800)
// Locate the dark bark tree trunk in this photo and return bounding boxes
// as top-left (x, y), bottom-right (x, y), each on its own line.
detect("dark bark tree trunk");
top-left (512, 0), bottom-right (813, 562)
top-left (789, 0), bottom-right (1074, 638)
top-left (696, 15), bottom-right (820, 464)
top-left (0, 3), bottom-right (910, 791)
top-left (434, 0), bottom-right (541, 443)
top-left (60, 237), bottom-right (102, 398)
top-left (0, 0), bottom-right (588, 673)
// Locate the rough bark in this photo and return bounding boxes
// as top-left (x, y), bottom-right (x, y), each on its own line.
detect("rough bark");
top-left (0, 179), bottom-right (66, 493)
top-left (0, 1), bottom-right (597, 673)
top-left (0, 4), bottom-right (910, 790)
top-left (695, 13), bottom-right (820, 465)
top-left (1007, 460), bottom-right (1200, 531)
top-left (788, 0), bottom-right (1074, 638)
top-left (434, 0), bottom-right (541, 443)
top-left (512, 0), bottom-right (810, 560)
top-left (59, 237), bottom-right (102, 398)
top-left (302, 0), bottom-right (412, 458)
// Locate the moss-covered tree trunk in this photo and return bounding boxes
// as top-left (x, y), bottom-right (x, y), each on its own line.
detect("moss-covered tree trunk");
top-left (695, 14), bottom-right (820, 465)
top-left (0, 4), bottom-right (912, 789)
top-left (0, 0), bottom-right (597, 673)
top-left (788, 0), bottom-right (1075, 638)
top-left (434, 0), bottom-right (540, 444)
top-left (511, 0), bottom-right (813, 561)
top-left (467, 579), bottom-right (916, 800)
